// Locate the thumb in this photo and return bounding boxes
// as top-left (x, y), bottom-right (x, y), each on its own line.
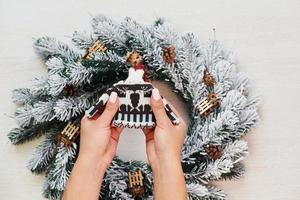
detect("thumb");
top-left (151, 88), bottom-right (171, 127)
top-left (97, 91), bottom-right (119, 126)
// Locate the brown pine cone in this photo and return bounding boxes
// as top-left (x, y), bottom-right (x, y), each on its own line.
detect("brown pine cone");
top-left (203, 70), bottom-right (215, 87)
top-left (205, 145), bottom-right (223, 160)
top-left (63, 84), bottom-right (76, 96)
top-left (163, 46), bottom-right (175, 64)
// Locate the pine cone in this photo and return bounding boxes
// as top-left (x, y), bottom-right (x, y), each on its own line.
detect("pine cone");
top-left (203, 70), bottom-right (215, 87)
top-left (127, 51), bottom-right (143, 67)
top-left (163, 46), bottom-right (175, 64)
top-left (205, 145), bottom-right (223, 160)
top-left (63, 84), bottom-right (76, 96)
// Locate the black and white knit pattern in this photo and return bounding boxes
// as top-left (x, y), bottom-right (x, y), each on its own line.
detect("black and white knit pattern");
top-left (85, 68), bottom-right (179, 128)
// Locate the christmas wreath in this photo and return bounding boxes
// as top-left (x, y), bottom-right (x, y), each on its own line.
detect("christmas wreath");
top-left (8, 15), bottom-right (260, 199)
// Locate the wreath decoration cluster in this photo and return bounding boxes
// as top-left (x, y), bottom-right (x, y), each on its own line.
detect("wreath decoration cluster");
top-left (8, 15), bottom-right (260, 199)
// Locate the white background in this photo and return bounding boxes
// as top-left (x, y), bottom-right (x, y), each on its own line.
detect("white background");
top-left (1, 0), bottom-right (300, 199)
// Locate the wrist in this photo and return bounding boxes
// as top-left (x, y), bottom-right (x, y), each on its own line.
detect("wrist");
top-left (151, 156), bottom-right (187, 199)
top-left (76, 153), bottom-right (109, 173)
top-left (151, 155), bottom-right (183, 178)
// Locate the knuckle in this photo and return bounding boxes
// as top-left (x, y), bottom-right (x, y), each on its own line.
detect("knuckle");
top-left (105, 103), bottom-right (114, 112)
top-left (151, 99), bottom-right (164, 110)
top-left (105, 101), bottom-right (118, 112)
top-left (156, 118), bottom-right (171, 128)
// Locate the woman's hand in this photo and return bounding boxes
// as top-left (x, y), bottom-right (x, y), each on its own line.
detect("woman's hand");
top-left (78, 91), bottom-right (123, 170)
top-left (62, 91), bottom-right (122, 200)
top-left (143, 88), bottom-right (188, 200)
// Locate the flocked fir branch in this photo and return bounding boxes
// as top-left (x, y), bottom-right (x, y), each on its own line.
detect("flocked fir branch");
top-left (43, 142), bottom-right (78, 200)
top-left (27, 130), bottom-right (59, 174)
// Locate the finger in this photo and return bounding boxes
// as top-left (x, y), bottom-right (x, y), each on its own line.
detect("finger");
top-left (145, 139), bottom-right (157, 165)
top-left (167, 101), bottom-right (185, 125)
top-left (144, 131), bottom-right (154, 143)
top-left (114, 127), bottom-right (124, 134)
top-left (167, 101), bottom-right (188, 128)
top-left (111, 127), bottom-right (123, 142)
top-left (142, 128), bottom-right (155, 142)
top-left (142, 127), bottom-right (154, 135)
top-left (85, 93), bottom-right (109, 120)
top-left (151, 88), bottom-right (172, 127)
top-left (165, 100), bottom-right (183, 122)
top-left (97, 92), bottom-right (119, 126)
top-left (142, 128), bottom-right (157, 165)
top-left (163, 99), bottom-right (181, 125)
top-left (105, 137), bottom-right (119, 158)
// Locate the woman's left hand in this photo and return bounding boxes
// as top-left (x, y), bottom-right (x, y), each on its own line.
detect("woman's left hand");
top-left (78, 91), bottom-right (123, 170)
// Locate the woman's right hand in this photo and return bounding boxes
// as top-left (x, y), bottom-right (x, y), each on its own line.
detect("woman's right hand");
top-left (143, 88), bottom-right (188, 200)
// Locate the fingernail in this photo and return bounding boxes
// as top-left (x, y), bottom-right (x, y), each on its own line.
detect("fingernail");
top-left (109, 92), bottom-right (117, 103)
top-left (152, 88), bottom-right (161, 100)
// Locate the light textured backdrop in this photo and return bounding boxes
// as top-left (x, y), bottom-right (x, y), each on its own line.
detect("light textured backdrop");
top-left (1, 0), bottom-right (300, 199)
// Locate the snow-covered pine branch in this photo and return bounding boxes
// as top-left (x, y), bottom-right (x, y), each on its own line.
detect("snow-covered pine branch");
top-left (45, 55), bottom-right (125, 96)
top-left (202, 140), bottom-right (248, 180)
top-left (187, 183), bottom-right (225, 200)
top-left (43, 143), bottom-right (77, 199)
top-left (7, 121), bottom-right (64, 145)
top-left (14, 100), bottom-right (55, 128)
top-left (34, 36), bottom-right (81, 62)
top-left (12, 77), bottom-right (51, 105)
top-left (54, 95), bottom-right (91, 121)
top-left (71, 30), bottom-right (96, 49)
top-left (12, 88), bottom-right (32, 105)
top-left (176, 32), bottom-right (208, 103)
top-left (27, 131), bottom-right (58, 174)
top-left (91, 15), bottom-right (128, 53)
top-left (120, 17), bottom-right (164, 71)
top-left (218, 162), bottom-right (245, 181)
top-left (151, 23), bottom-right (193, 101)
